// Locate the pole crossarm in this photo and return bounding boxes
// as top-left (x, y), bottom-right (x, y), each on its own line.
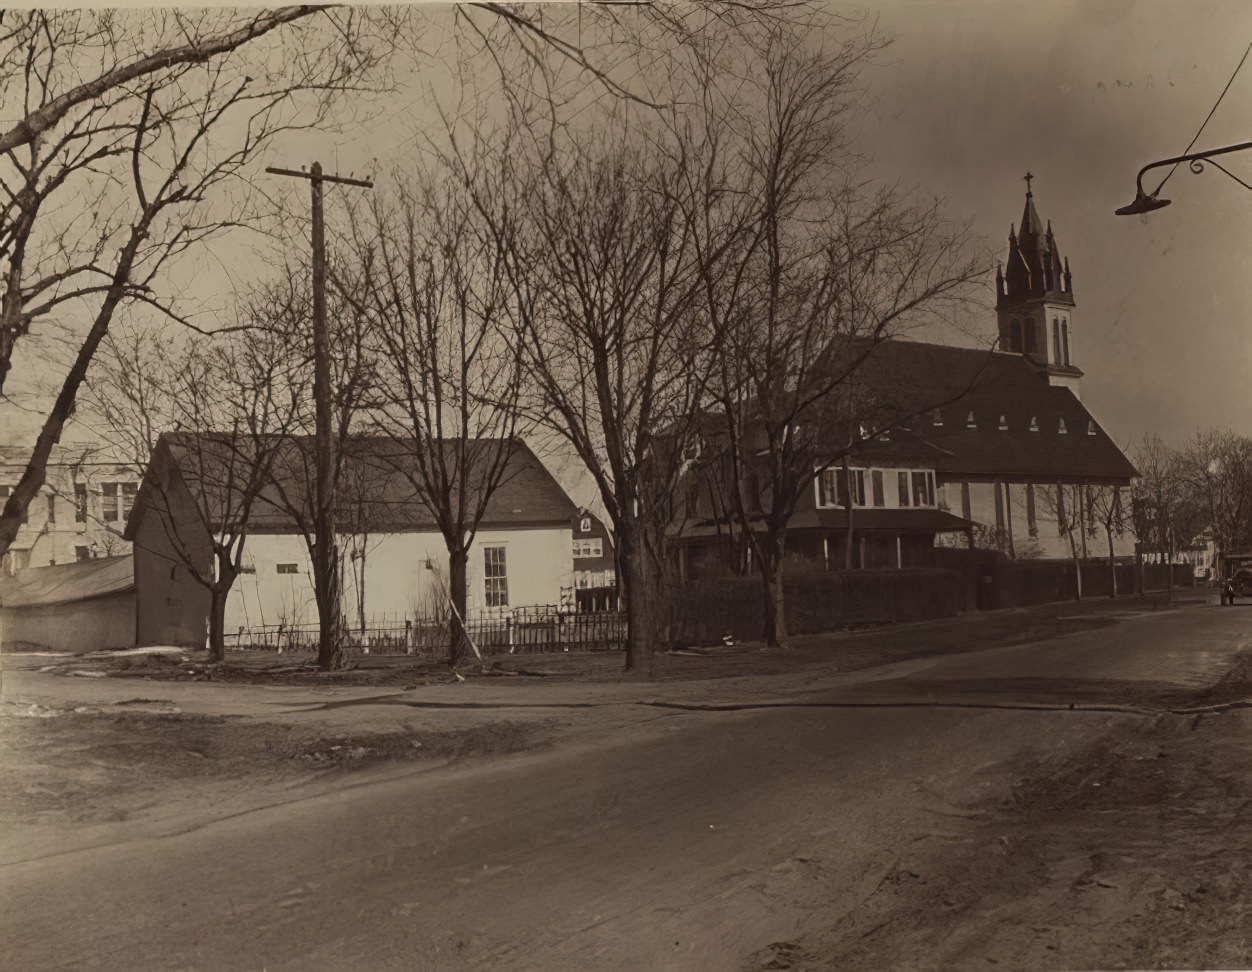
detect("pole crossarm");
top-left (1116, 139), bottom-right (1252, 215)
top-left (264, 165), bottom-right (374, 189)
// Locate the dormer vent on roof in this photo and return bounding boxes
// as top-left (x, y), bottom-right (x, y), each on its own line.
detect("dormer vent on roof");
top-left (998, 415), bottom-right (1008, 430)
top-left (1029, 416), bottom-right (1039, 432)
top-left (966, 411), bottom-right (976, 428)
top-left (1058, 418), bottom-right (1067, 434)
top-left (1087, 420), bottom-right (1097, 436)
top-left (933, 409), bottom-right (943, 427)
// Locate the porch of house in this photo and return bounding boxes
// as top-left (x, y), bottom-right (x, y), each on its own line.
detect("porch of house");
top-left (680, 526), bottom-right (970, 584)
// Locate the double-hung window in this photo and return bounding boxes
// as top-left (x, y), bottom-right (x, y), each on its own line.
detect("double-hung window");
top-left (870, 470), bottom-right (885, 508)
top-left (484, 546), bottom-right (509, 607)
top-left (573, 538), bottom-right (603, 559)
top-left (818, 467), bottom-right (865, 508)
top-left (100, 481), bottom-right (137, 523)
top-left (911, 471), bottom-right (936, 508)
top-left (102, 483), bottom-right (119, 522)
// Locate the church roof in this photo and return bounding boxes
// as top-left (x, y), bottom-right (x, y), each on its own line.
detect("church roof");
top-left (858, 339), bottom-right (1137, 483)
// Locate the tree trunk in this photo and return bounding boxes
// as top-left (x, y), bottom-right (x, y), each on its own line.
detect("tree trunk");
top-left (1066, 526), bottom-right (1083, 601)
top-left (208, 585), bottom-right (229, 664)
top-left (619, 528), bottom-right (668, 676)
top-left (314, 540), bottom-right (344, 671)
top-left (1107, 529), bottom-right (1117, 598)
top-left (624, 562), bottom-right (667, 676)
top-left (760, 527), bottom-right (788, 648)
top-left (447, 545), bottom-right (469, 667)
top-left (207, 551), bottom-right (239, 664)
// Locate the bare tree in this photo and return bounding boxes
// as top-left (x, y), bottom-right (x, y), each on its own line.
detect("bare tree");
top-left (686, 22), bottom-right (984, 645)
top-left (1133, 434), bottom-right (1206, 596)
top-left (1086, 483), bottom-right (1129, 597)
top-left (335, 167), bottom-right (526, 666)
top-left (0, 1), bottom-right (824, 562)
top-left (1175, 429), bottom-right (1252, 576)
top-left (86, 321), bottom-right (300, 661)
top-left (486, 130), bottom-right (710, 675)
top-left (0, 7), bottom-right (385, 559)
top-left (1037, 482), bottom-right (1090, 600)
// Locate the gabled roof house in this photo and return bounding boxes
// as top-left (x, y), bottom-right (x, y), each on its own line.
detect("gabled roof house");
top-left (126, 433), bottom-right (579, 647)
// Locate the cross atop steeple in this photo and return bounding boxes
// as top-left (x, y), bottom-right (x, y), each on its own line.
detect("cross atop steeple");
top-left (1024, 171), bottom-right (1034, 197)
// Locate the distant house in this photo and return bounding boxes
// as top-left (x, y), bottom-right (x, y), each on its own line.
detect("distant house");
top-left (125, 434), bottom-right (580, 648)
top-left (0, 443), bottom-right (141, 574)
top-left (569, 509), bottom-right (617, 611)
top-left (0, 556), bottom-right (135, 651)
top-left (679, 422), bottom-right (977, 581)
top-left (678, 183), bottom-right (1138, 577)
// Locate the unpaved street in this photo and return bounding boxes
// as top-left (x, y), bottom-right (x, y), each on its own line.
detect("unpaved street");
top-left (2, 598), bottom-right (1251, 970)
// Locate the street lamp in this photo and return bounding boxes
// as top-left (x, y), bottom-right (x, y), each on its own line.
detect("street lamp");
top-left (1116, 139), bottom-right (1252, 215)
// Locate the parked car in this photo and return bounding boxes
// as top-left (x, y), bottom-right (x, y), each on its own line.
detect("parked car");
top-left (1220, 554), bottom-right (1252, 604)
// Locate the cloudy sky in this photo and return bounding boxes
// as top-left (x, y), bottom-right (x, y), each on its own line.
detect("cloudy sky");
top-left (154, 0), bottom-right (1252, 455)
top-left (856, 0), bottom-right (1252, 451)
top-left (8, 0), bottom-right (1252, 467)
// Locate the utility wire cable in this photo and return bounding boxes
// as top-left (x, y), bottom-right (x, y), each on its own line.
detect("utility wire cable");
top-left (1154, 41), bottom-right (1252, 195)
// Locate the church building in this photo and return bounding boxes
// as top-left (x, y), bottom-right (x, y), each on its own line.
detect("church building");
top-left (676, 177), bottom-right (1139, 578)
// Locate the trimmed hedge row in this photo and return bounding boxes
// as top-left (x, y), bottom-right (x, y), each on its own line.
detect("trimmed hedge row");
top-left (977, 560), bottom-right (1194, 610)
top-left (672, 568), bottom-right (967, 644)
top-left (672, 561), bottom-right (1197, 644)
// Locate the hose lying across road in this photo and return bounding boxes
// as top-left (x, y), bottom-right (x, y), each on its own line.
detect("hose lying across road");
top-left (637, 698), bottom-right (1252, 718)
top-left (296, 694), bottom-right (1252, 718)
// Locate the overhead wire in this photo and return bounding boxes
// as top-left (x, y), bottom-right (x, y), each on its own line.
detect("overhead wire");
top-left (1153, 41), bottom-right (1252, 196)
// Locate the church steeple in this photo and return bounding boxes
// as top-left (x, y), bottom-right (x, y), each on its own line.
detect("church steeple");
top-left (995, 174), bottom-right (1083, 396)
top-left (998, 173), bottom-right (1073, 304)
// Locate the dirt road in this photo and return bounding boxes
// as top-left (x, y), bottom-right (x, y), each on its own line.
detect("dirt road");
top-left (2, 598), bottom-right (1250, 970)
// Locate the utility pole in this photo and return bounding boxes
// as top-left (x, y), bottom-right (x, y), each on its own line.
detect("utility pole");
top-left (266, 162), bottom-right (372, 670)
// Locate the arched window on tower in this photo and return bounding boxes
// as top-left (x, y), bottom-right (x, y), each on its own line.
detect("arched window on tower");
top-left (1052, 317), bottom-right (1062, 362)
top-left (1008, 319), bottom-right (1022, 353)
top-left (1062, 319), bottom-right (1070, 364)
top-left (1024, 318), bottom-right (1037, 354)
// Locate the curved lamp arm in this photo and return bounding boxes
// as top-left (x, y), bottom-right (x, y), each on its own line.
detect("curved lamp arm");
top-left (1115, 139), bottom-right (1252, 215)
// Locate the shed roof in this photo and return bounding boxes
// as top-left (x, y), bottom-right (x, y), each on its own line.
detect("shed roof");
top-left (0, 555), bottom-right (134, 608)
